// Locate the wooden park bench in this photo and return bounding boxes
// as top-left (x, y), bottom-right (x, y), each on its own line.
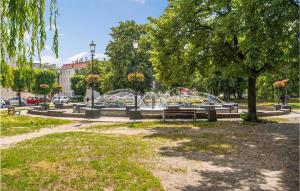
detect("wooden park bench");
top-left (163, 108), bottom-right (196, 122)
top-left (7, 106), bottom-right (21, 115)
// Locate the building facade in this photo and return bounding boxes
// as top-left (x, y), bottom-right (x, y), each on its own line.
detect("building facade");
top-left (59, 62), bottom-right (87, 97)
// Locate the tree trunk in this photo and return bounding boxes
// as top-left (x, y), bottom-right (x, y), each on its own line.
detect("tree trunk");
top-left (247, 75), bottom-right (257, 121)
top-left (18, 88), bottom-right (22, 106)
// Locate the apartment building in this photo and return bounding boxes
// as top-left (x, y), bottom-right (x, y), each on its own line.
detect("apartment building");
top-left (59, 62), bottom-right (87, 97)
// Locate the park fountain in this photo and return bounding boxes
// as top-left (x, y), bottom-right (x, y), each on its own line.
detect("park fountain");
top-left (95, 89), bottom-right (136, 107)
top-left (28, 87), bottom-right (291, 119)
top-left (95, 87), bottom-right (225, 109)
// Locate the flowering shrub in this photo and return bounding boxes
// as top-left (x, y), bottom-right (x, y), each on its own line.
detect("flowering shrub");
top-left (39, 84), bottom-right (49, 89)
top-left (281, 79), bottom-right (289, 87)
top-left (127, 72), bottom-right (144, 82)
top-left (273, 79), bottom-right (289, 88)
top-left (85, 74), bottom-right (100, 86)
top-left (55, 84), bottom-right (63, 91)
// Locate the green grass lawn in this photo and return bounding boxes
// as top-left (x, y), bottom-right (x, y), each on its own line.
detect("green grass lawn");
top-left (87, 121), bottom-right (234, 130)
top-left (0, 112), bottom-right (71, 136)
top-left (1, 132), bottom-right (163, 191)
top-left (235, 99), bottom-right (300, 109)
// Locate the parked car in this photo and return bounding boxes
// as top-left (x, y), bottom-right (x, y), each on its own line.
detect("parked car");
top-left (53, 96), bottom-right (69, 104)
top-left (70, 95), bottom-right (83, 102)
top-left (0, 98), bottom-right (6, 108)
top-left (38, 97), bottom-right (51, 103)
top-left (27, 97), bottom-right (41, 105)
top-left (8, 97), bottom-right (26, 106)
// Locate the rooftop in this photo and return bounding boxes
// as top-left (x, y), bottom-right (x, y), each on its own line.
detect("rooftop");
top-left (60, 62), bottom-right (87, 70)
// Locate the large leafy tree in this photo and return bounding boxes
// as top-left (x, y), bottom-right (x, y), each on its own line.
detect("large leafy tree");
top-left (73, 60), bottom-right (103, 94)
top-left (11, 67), bottom-right (34, 106)
top-left (33, 69), bottom-right (56, 96)
top-left (71, 75), bottom-right (86, 100)
top-left (105, 20), bottom-right (153, 92)
top-left (148, 0), bottom-right (299, 121)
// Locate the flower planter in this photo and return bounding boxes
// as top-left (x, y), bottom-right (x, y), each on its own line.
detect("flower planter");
top-left (274, 104), bottom-right (282, 111)
top-left (55, 103), bottom-right (64, 109)
top-left (85, 108), bottom-right (101, 118)
top-left (129, 109), bottom-right (142, 120)
top-left (208, 109), bottom-right (217, 122)
top-left (40, 104), bottom-right (50, 110)
top-left (126, 105), bottom-right (139, 117)
top-left (281, 105), bottom-right (292, 112)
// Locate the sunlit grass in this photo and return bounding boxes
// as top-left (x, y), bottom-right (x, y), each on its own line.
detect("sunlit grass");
top-left (1, 132), bottom-right (163, 191)
top-left (87, 121), bottom-right (239, 130)
top-left (0, 112), bottom-right (71, 136)
top-left (87, 121), bottom-right (235, 154)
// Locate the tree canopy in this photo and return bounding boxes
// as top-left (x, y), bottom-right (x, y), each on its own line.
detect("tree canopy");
top-left (33, 69), bottom-right (56, 95)
top-left (105, 20), bottom-right (153, 93)
top-left (71, 75), bottom-right (86, 100)
top-left (147, 0), bottom-right (299, 120)
top-left (1, 0), bottom-right (59, 64)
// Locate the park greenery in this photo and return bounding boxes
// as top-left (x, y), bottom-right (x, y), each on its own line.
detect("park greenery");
top-left (146, 0), bottom-right (298, 120)
top-left (11, 67), bottom-right (34, 106)
top-left (0, 0), bottom-right (58, 64)
top-left (1, 65), bottom-right (57, 106)
top-left (1, 0), bottom-right (299, 121)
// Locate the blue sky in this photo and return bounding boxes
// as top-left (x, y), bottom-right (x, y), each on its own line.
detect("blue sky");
top-left (39, 0), bottom-right (168, 66)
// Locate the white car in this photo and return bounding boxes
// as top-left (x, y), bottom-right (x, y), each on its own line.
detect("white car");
top-left (53, 96), bottom-right (69, 104)
top-left (9, 97), bottom-right (26, 106)
top-left (0, 98), bottom-right (6, 108)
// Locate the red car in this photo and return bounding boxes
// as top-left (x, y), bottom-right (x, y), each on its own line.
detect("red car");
top-left (38, 97), bottom-right (51, 103)
top-left (26, 97), bottom-right (41, 105)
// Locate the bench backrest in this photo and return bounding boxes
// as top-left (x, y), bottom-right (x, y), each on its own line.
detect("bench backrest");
top-left (7, 105), bottom-right (15, 110)
top-left (164, 109), bottom-right (195, 113)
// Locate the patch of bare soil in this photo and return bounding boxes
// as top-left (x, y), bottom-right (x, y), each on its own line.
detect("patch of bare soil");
top-left (96, 127), bottom-right (153, 135)
top-left (142, 115), bottom-right (299, 191)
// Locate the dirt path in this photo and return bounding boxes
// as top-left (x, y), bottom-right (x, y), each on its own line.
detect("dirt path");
top-left (0, 122), bottom-right (95, 148)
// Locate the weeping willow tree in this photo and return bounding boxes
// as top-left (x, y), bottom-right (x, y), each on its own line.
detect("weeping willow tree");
top-left (0, 0), bottom-right (59, 87)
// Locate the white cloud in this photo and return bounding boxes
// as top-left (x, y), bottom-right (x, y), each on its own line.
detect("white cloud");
top-left (95, 53), bottom-right (108, 60)
top-left (41, 56), bottom-right (60, 64)
top-left (66, 52), bottom-right (88, 63)
top-left (133, 0), bottom-right (145, 3)
top-left (65, 52), bottom-right (108, 63)
top-left (35, 55), bottom-right (60, 65)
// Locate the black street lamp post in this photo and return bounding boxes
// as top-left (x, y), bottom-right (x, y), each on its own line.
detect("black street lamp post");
top-left (57, 70), bottom-right (61, 100)
top-left (133, 40), bottom-right (139, 111)
top-left (90, 40), bottom-right (96, 109)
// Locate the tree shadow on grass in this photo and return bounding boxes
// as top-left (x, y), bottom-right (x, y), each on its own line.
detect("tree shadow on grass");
top-left (144, 122), bottom-right (299, 191)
